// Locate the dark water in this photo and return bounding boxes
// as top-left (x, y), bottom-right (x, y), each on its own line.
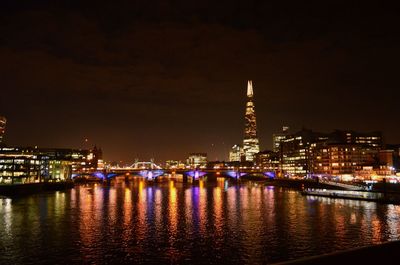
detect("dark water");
top-left (1, 178), bottom-right (400, 264)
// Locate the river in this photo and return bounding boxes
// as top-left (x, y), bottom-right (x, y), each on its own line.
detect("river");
top-left (1, 178), bottom-right (400, 264)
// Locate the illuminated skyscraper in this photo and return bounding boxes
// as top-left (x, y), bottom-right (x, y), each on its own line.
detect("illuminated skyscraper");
top-left (273, 126), bottom-right (289, 152)
top-left (229, 144), bottom-right (243, 162)
top-left (0, 116), bottom-right (6, 144)
top-left (243, 80), bottom-right (260, 161)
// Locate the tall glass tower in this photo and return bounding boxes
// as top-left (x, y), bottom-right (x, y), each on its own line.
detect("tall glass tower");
top-left (243, 80), bottom-right (260, 161)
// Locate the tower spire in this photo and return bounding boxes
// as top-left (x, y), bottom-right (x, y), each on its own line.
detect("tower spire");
top-left (247, 80), bottom-right (253, 97)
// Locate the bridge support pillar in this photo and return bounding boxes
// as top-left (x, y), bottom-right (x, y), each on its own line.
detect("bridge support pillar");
top-left (103, 178), bottom-right (111, 185)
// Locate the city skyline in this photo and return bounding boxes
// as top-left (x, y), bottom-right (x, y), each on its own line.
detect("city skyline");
top-left (2, 2), bottom-right (400, 264)
top-left (1, 2), bottom-right (399, 162)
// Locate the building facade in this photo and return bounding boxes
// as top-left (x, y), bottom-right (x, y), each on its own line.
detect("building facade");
top-left (0, 147), bottom-right (72, 184)
top-left (229, 144), bottom-right (243, 162)
top-left (36, 146), bottom-right (103, 173)
top-left (255, 150), bottom-right (280, 171)
top-left (280, 129), bottom-right (322, 177)
top-left (187, 153), bottom-right (207, 168)
top-left (311, 143), bottom-right (378, 176)
top-left (272, 126), bottom-right (289, 152)
top-left (0, 146), bottom-right (102, 176)
top-left (280, 129), bottom-right (384, 178)
top-left (243, 80), bottom-right (260, 162)
top-left (165, 160), bottom-right (185, 169)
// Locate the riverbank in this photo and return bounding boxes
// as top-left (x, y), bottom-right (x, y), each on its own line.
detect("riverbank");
top-left (0, 182), bottom-right (74, 197)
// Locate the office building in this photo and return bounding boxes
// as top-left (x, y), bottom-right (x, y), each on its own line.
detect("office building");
top-left (279, 128), bottom-right (385, 178)
top-left (311, 143), bottom-right (378, 176)
top-left (187, 153), bottom-right (207, 168)
top-left (273, 126), bottom-right (289, 152)
top-left (0, 147), bottom-right (72, 184)
top-left (255, 150), bottom-right (280, 171)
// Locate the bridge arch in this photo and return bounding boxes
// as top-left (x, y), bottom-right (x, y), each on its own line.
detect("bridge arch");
top-left (129, 161), bottom-right (162, 170)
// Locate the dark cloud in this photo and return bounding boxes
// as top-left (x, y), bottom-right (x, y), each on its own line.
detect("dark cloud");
top-left (1, 2), bottom-right (399, 162)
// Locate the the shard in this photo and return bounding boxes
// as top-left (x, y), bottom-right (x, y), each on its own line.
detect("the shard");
top-left (243, 80), bottom-right (260, 162)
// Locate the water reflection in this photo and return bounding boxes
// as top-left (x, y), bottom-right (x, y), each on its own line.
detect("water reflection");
top-left (1, 198), bottom-right (12, 236)
top-left (123, 187), bottom-right (132, 243)
top-left (198, 180), bottom-right (207, 236)
top-left (168, 180), bottom-right (178, 238)
top-left (1, 181), bottom-right (400, 264)
top-left (155, 188), bottom-right (163, 234)
top-left (213, 186), bottom-right (223, 236)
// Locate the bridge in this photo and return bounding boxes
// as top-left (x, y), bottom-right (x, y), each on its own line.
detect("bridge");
top-left (72, 161), bottom-right (277, 182)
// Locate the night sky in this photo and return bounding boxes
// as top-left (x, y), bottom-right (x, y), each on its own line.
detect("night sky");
top-left (1, 1), bottom-right (399, 163)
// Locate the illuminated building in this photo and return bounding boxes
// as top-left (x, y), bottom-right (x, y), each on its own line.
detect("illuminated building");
top-left (310, 131), bottom-right (383, 178)
top-left (229, 144), bottom-right (243, 162)
top-left (332, 130), bottom-right (383, 148)
top-left (0, 116), bottom-right (6, 144)
top-left (255, 150), bottom-right (280, 171)
top-left (0, 147), bottom-right (71, 184)
top-left (37, 146), bottom-right (102, 173)
top-left (273, 126), bottom-right (289, 152)
top-left (187, 153), bottom-right (207, 168)
top-left (311, 143), bottom-right (377, 177)
top-left (280, 129), bottom-right (319, 177)
top-left (243, 80), bottom-right (260, 162)
top-left (280, 128), bottom-right (385, 178)
top-left (354, 165), bottom-right (396, 181)
top-left (165, 160), bottom-right (185, 169)
top-left (0, 146), bottom-right (102, 175)
top-left (97, 159), bottom-right (105, 170)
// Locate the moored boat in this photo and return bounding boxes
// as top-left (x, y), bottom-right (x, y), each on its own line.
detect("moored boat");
top-left (301, 188), bottom-right (400, 204)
